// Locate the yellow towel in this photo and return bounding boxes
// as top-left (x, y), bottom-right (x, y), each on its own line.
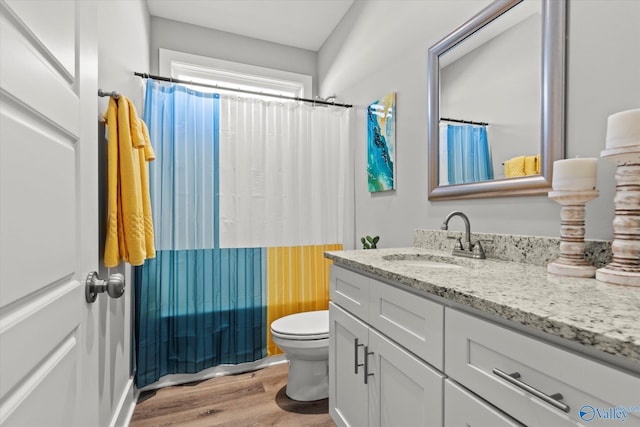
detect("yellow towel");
top-left (139, 120), bottom-right (156, 259)
top-left (505, 154), bottom-right (540, 177)
top-left (104, 96), bottom-right (156, 267)
top-left (505, 156), bottom-right (525, 177)
top-left (524, 155), bottom-right (539, 175)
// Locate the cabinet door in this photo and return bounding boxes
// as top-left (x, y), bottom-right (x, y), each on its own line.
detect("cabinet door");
top-left (368, 329), bottom-right (444, 427)
top-left (444, 380), bottom-right (524, 427)
top-left (330, 302), bottom-right (369, 427)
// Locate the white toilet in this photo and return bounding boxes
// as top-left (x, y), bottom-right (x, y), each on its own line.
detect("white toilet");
top-left (270, 310), bottom-right (329, 401)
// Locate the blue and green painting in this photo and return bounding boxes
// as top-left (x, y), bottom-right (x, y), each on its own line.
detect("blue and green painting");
top-left (367, 93), bottom-right (396, 192)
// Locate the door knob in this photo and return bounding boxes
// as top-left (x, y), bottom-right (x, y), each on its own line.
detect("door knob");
top-left (85, 271), bottom-right (125, 303)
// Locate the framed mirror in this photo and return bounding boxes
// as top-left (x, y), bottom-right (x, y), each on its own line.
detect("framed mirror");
top-left (427, 0), bottom-right (565, 200)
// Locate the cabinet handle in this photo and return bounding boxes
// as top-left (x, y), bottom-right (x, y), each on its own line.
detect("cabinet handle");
top-left (363, 346), bottom-right (374, 384)
top-left (492, 368), bottom-right (570, 413)
top-left (354, 338), bottom-right (364, 374)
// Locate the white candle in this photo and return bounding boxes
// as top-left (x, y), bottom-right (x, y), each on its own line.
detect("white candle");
top-left (606, 108), bottom-right (640, 149)
top-left (552, 158), bottom-right (597, 191)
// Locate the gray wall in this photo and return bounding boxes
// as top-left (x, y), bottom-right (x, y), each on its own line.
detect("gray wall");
top-left (97, 0), bottom-right (150, 425)
top-left (150, 16), bottom-right (318, 94)
top-left (319, 0), bottom-right (640, 247)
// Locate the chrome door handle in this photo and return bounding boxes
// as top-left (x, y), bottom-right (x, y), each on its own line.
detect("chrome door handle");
top-left (354, 338), bottom-right (364, 374)
top-left (493, 368), bottom-right (570, 413)
top-left (363, 346), bottom-right (374, 384)
top-left (85, 271), bottom-right (125, 303)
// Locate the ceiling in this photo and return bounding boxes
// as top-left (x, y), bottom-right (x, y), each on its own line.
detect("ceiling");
top-left (146, 0), bottom-right (355, 51)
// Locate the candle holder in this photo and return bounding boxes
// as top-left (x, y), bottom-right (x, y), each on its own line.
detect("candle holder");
top-left (596, 145), bottom-right (640, 287)
top-left (547, 190), bottom-right (599, 278)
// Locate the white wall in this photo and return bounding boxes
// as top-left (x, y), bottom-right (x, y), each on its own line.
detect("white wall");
top-left (319, 0), bottom-right (640, 247)
top-left (150, 17), bottom-right (318, 94)
top-left (97, 1), bottom-right (150, 425)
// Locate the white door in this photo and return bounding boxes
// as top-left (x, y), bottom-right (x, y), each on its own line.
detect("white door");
top-left (0, 1), bottom-right (98, 426)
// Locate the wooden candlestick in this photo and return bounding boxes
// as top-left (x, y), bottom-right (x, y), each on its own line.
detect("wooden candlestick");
top-left (596, 145), bottom-right (640, 287)
top-left (547, 190), bottom-right (599, 278)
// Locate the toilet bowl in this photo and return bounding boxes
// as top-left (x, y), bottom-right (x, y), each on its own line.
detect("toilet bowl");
top-left (270, 310), bottom-right (329, 401)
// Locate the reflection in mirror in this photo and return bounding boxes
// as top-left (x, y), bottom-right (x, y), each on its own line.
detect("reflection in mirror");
top-left (428, 0), bottom-right (566, 200)
top-left (440, 1), bottom-right (540, 185)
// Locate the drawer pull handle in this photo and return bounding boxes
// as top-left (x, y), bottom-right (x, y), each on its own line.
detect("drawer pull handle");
top-left (493, 368), bottom-right (570, 413)
top-left (354, 338), bottom-right (364, 374)
top-left (364, 346), bottom-right (374, 384)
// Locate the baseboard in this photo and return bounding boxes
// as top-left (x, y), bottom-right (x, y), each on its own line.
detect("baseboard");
top-left (110, 377), bottom-right (138, 427)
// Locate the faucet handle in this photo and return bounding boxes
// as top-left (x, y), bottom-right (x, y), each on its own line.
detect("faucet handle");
top-left (447, 235), bottom-right (464, 250)
top-left (472, 241), bottom-right (486, 259)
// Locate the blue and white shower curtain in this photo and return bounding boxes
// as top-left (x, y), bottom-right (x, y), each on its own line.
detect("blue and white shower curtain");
top-left (134, 80), bottom-right (349, 388)
top-left (440, 123), bottom-right (493, 185)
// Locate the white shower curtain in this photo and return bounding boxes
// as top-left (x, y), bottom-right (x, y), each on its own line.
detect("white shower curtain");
top-left (218, 96), bottom-right (350, 248)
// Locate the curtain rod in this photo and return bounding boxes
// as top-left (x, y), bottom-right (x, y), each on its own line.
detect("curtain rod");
top-left (441, 117), bottom-right (488, 126)
top-left (134, 72), bottom-right (352, 108)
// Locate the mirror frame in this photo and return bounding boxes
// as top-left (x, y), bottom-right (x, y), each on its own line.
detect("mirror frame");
top-left (427, 0), bottom-right (566, 201)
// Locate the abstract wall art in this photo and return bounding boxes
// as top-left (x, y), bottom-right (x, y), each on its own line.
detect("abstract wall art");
top-left (367, 92), bottom-right (396, 192)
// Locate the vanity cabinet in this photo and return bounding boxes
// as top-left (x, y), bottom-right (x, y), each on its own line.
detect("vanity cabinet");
top-left (329, 263), bottom-right (640, 427)
top-left (329, 266), bottom-right (444, 427)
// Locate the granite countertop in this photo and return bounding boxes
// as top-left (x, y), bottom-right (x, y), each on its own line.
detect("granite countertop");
top-left (325, 247), bottom-right (640, 368)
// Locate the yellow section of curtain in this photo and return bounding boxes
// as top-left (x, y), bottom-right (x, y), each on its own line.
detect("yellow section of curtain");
top-left (267, 244), bottom-right (342, 356)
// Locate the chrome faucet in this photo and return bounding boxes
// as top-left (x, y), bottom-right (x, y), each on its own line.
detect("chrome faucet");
top-left (441, 211), bottom-right (485, 259)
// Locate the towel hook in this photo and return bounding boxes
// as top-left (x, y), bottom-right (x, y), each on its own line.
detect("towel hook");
top-left (98, 89), bottom-right (120, 99)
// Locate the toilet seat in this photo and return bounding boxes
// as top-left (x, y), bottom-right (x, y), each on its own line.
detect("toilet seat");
top-left (270, 310), bottom-right (329, 340)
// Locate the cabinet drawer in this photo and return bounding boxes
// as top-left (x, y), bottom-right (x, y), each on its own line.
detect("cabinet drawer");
top-left (444, 379), bottom-right (524, 427)
top-left (369, 279), bottom-right (444, 370)
top-left (330, 265), bottom-right (370, 321)
top-left (445, 308), bottom-right (640, 426)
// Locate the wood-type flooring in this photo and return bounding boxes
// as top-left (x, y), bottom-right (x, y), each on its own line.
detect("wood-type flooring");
top-left (129, 362), bottom-right (335, 426)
